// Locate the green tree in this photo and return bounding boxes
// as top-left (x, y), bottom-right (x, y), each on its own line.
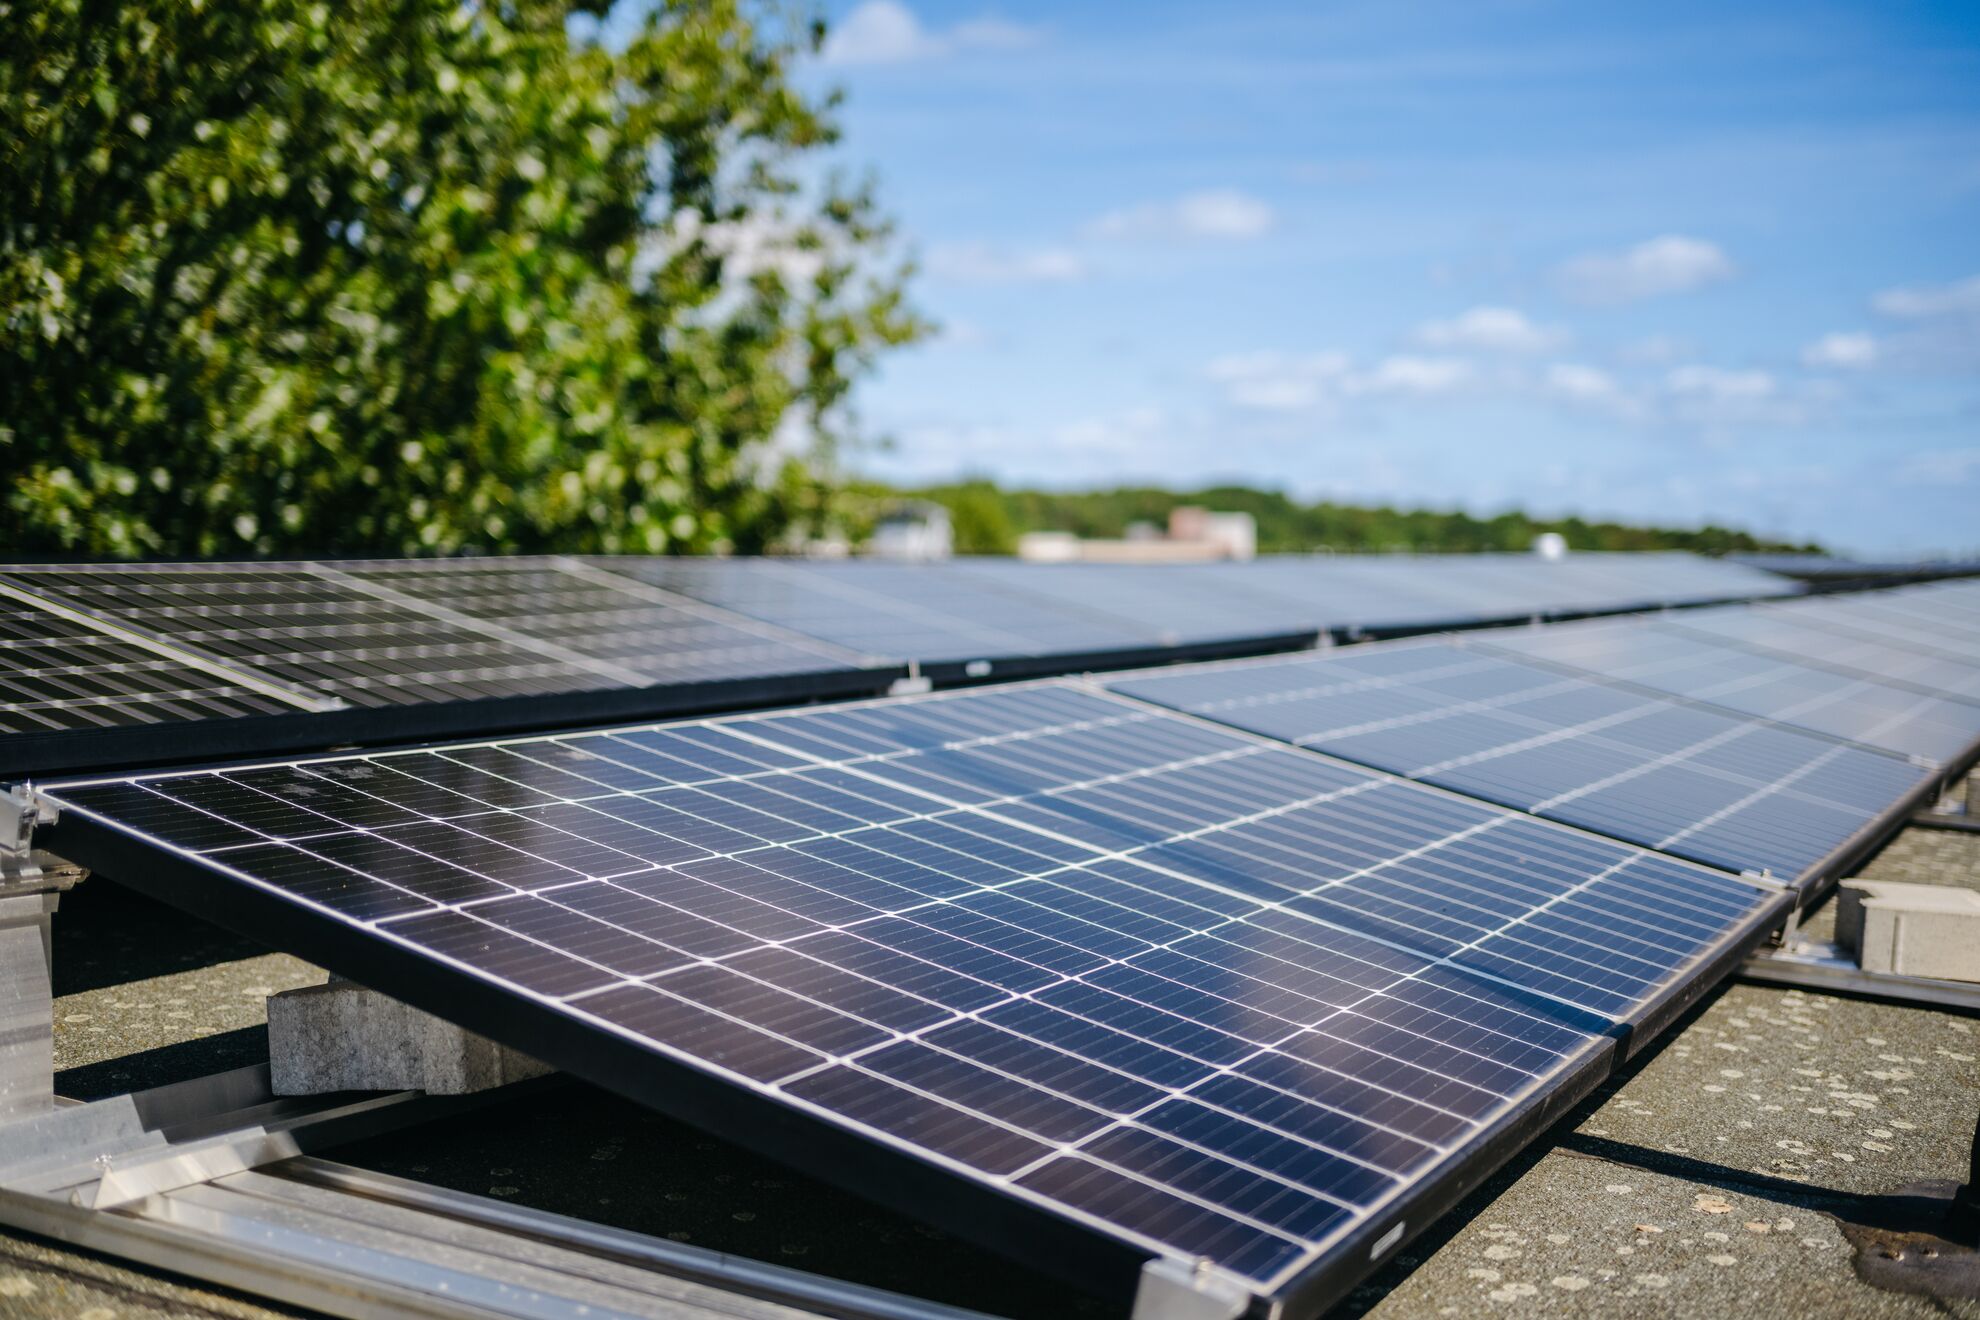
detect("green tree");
top-left (935, 478), bottom-right (1017, 554)
top-left (895, 483), bottom-right (1821, 556)
top-left (0, 0), bottom-right (924, 557)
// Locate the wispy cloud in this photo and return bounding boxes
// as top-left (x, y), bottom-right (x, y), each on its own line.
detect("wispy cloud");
top-left (924, 242), bottom-right (1086, 284)
top-left (1555, 236), bottom-right (1735, 305)
top-left (820, 1), bottom-right (1043, 66)
top-left (1895, 447), bottom-right (1980, 485)
top-left (1543, 362), bottom-right (1621, 403)
top-left (1802, 332), bottom-right (1879, 369)
top-left (1617, 334), bottom-right (1692, 366)
top-left (1206, 351), bottom-right (1471, 410)
top-left (1206, 351), bottom-right (1350, 411)
top-left (1665, 364), bottom-right (1776, 400)
top-left (1416, 306), bottom-right (1565, 354)
top-left (1348, 356), bottom-right (1474, 396)
top-left (1872, 274), bottom-right (1980, 319)
top-left (1085, 189), bottom-right (1277, 242)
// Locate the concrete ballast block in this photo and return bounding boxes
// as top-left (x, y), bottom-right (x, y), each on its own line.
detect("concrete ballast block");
top-left (267, 979), bottom-right (551, 1095)
top-left (1836, 880), bottom-right (1980, 984)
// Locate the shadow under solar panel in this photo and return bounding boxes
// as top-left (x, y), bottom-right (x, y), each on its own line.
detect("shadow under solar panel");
top-left (35, 682), bottom-right (1787, 1317)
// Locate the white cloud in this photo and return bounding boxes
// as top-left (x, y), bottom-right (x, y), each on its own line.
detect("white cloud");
top-left (1802, 331), bottom-right (1879, 369)
top-left (1085, 189), bottom-right (1277, 242)
top-left (1206, 351), bottom-right (1351, 412)
top-left (1665, 364), bottom-right (1776, 400)
top-left (1872, 274), bottom-right (1980, 319)
top-left (1206, 350), bottom-right (1471, 409)
top-left (1555, 236), bottom-right (1735, 305)
top-left (1618, 334), bottom-right (1691, 366)
top-left (925, 242), bottom-right (1086, 284)
top-left (1055, 406), bottom-right (1169, 458)
top-left (1416, 306), bottom-right (1565, 354)
top-left (820, 1), bottom-right (1042, 66)
top-left (1543, 362), bottom-right (1619, 402)
top-left (1895, 448), bottom-right (1980, 485)
top-left (1347, 355), bottom-right (1473, 396)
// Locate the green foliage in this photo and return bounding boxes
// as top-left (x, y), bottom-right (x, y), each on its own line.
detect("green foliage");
top-left (892, 482), bottom-right (1823, 556)
top-left (933, 479), bottom-right (1017, 555)
top-left (0, 0), bottom-right (925, 557)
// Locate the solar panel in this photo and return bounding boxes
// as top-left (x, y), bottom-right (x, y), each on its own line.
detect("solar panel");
top-left (1668, 605), bottom-right (1980, 704)
top-left (335, 558), bottom-right (864, 685)
top-left (0, 561), bottom-right (898, 777)
top-left (1109, 642), bottom-right (1931, 889)
top-left (1475, 616), bottom-right (1980, 766)
top-left (0, 589), bottom-right (310, 735)
top-left (1804, 590), bottom-right (1980, 656)
top-left (0, 562), bottom-right (630, 706)
top-left (602, 557), bottom-right (1170, 669)
top-left (1, 560), bottom-right (866, 709)
top-left (36, 682), bottom-right (1786, 1316)
top-left (947, 561), bottom-right (1300, 645)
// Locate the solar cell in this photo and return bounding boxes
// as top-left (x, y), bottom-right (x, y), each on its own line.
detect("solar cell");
top-left (1109, 642), bottom-right (1930, 888)
top-left (1475, 617), bottom-right (1980, 765)
top-left (37, 682), bottom-right (1785, 1315)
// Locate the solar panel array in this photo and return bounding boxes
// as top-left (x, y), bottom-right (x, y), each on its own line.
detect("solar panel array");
top-left (1111, 642), bottom-right (1932, 889)
top-left (618, 551), bottom-right (1797, 658)
top-left (23, 576), bottom-right (1978, 1313)
top-left (600, 557), bottom-right (1164, 665)
top-left (1476, 611), bottom-right (1980, 765)
top-left (38, 682), bottom-right (1786, 1313)
top-left (1, 552), bottom-right (1791, 772)
top-left (1, 560), bottom-right (861, 710)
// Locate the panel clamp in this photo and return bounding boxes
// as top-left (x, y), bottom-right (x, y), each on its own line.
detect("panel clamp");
top-left (0, 787), bottom-right (56, 857)
top-left (1131, 1256), bottom-right (1251, 1320)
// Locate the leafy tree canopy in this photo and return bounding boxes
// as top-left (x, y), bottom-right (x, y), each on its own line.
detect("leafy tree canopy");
top-left (848, 479), bottom-right (1823, 557)
top-left (1, 0), bottom-right (924, 557)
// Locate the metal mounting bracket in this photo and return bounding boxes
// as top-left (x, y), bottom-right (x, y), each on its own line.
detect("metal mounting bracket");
top-left (1131, 1256), bottom-right (1251, 1320)
top-left (0, 786), bottom-right (57, 858)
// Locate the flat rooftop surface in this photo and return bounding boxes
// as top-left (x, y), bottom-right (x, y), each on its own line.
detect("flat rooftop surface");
top-left (5, 777), bottom-right (1976, 1319)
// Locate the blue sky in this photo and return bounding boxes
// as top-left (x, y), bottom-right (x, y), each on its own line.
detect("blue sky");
top-left (799, 0), bottom-right (1980, 555)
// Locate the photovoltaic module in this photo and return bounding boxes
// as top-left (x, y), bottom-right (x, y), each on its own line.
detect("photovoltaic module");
top-left (36, 681), bottom-right (1789, 1314)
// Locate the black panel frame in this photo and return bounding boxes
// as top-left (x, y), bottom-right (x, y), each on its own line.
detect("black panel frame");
top-left (914, 629), bottom-right (1322, 686)
top-left (2, 666), bottom-right (905, 779)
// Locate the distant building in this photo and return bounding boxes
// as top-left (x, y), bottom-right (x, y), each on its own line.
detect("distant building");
top-left (1017, 506), bottom-right (1257, 563)
top-left (1015, 530), bottom-right (1082, 562)
top-left (867, 501), bottom-right (953, 560)
top-left (1532, 531), bottom-right (1568, 561)
top-left (1168, 506), bottom-right (1257, 560)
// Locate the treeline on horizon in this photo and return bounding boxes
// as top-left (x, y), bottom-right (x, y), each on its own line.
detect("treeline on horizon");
top-left (860, 480), bottom-right (1824, 557)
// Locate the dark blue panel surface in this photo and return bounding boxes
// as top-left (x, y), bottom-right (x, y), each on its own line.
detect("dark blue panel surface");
top-left (1112, 642), bottom-right (1932, 887)
top-left (42, 681), bottom-right (1781, 1306)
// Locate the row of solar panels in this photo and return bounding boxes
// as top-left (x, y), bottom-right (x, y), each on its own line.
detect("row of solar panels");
top-left (27, 577), bottom-right (1979, 1317)
top-left (0, 552), bottom-right (1793, 774)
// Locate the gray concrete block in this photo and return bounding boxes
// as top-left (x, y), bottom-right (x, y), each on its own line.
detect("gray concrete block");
top-left (1837, 879), bottom-right (1980, 983)
top-left (267, 979), bottom-right (551, 1095)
